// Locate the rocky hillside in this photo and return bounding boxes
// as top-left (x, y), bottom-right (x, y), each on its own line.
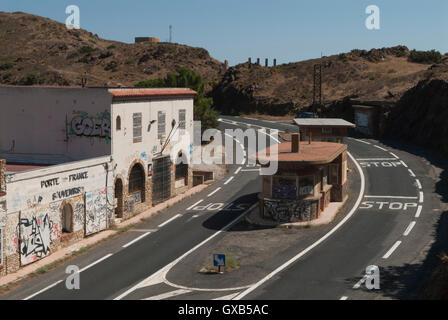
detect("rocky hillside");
top-left (0, 11), bottom-right (224, 87)
top-left (212, 46), bottom-right (434, 115)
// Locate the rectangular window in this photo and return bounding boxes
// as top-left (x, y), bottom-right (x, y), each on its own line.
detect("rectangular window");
top-left (179, 109), bottom-right (186, 131)
top-left (329, 164), bottom-right (339, 185)
top-left (299, 175), bottom-right (314, 196)
top-left (133, 113), bottom-right (142, 143)
top-left (322, 166), bottom-right (328, 187)
top-left (272, 176), bottom-right (297, 199)
top-left (158, 111), bottom-right (166, 139)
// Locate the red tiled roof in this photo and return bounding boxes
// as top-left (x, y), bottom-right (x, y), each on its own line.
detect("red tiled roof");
top-left (6, 164), bottom-right (46, 173)
top-left (109, 88), bottom-right (197, 98)
top-left (256, 141), bottom-right (346, 165)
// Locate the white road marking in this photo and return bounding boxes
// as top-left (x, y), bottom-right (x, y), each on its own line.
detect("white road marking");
top-left (400, 160), bottom-right (408, 168)
top-left (415, 205), bottom-right (423, 218)
top-left (364, 195), bottom-right (418, 199)
top-left (408, 169), bottom-right (416, 177)
top-left (187, 199), bottom-right (203, 210)
top-left (25, 253), bottom-right (114, 300)
top-left (207, 187), bottom-right (221, 197)
top-left (403, 221), bottom-right (416, 236)
top-left (356, 158), bottom-right (398, 161)
top-left (122, 232), bottom-right (151, 248)
top-left (114, 203), bottom-right (258, 300)
top-left (389, 152), bottom-right (399, 159)
top-left (383, 241), bottom-right (402, 259)
top-left (340, 296), bottom-right (349, 300)
top-left (158, 214), bottom-right (181, 228)
top-left (215, 292), bottom-right (241, 300)
top-left (224, 176), bottom-right (234, 185)
top-left (24, 280), bottom-right (63, 300)
top-left (353, 276), bottom-right (367, 289)
top-left (419, 191), bottom-right (424, 203)
top-left (374, 145), bottom-right (388, 151)
top-left (234, 151), bottom-right (365, 300)
top-left (79, 253), bottom-right (114, 272)
top-left (142, 289), bottom-right (191, 300)
top-left (241, 169), bottom-right (261, 172)
top-left (415, 179), bottom-right (422, 189)
top-left (234, 167), bottom-right (242, 174)
top-left (354, 139), bottom-right (371, 145)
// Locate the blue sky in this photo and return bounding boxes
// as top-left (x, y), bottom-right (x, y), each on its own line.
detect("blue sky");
top-left (2, 0), bottom-right (447, 65)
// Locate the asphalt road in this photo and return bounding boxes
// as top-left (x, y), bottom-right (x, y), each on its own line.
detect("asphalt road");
top-left (0, 116), bottom-right (443, 300)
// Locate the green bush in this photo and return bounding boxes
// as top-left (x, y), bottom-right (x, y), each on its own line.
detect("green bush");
top-left (78, 46), bottom-right (97, 55)
top-left (0, 62), bottom-right (14, 70)
top-left (107, 45), bottom-right (116, 49)
top-left (67, 52), bottom-right (79, 59)
top-left (408, 49), bottom-right (442, 64)
top-left (23, 73), bottom-right (38, 85)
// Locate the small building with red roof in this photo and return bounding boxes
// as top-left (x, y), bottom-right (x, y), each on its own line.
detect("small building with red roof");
top-left (257, 133), bottom-right (348, 223)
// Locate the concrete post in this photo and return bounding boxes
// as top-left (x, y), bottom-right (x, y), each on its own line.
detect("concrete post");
top-left (256, 58), bottom-right (260, 65)
top-left (248, 57), bottom-right (252, 64)
top-left (274, 59), bottom-right (277, 67)
top-left (265, 58), bottom-right (268, 67)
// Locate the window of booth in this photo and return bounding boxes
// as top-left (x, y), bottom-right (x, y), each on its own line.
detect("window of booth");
top-left (272, 176), bottom-right (297, 199)
top-left (299, 175), bottom-right (314, 196)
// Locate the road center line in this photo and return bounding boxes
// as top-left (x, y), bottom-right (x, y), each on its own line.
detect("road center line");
top-left (415, 205), bottom-right (423, 218)
top-left (374, 145), bottom-right (388, 151)
top-left (403, 221), bottom-right (416, 236)
top-left (400, 160), bottom-right (408, 168)
top-left (389, 152), bottom-right (399, 159)
top-left (158, 214), bottom-right (181, 228)
top-left (383, 241), bottom-right (402, 259)
top-left (122, 232), bottom-right (151, 248)
top-left (207, 187), bottom-right (221, 197)
top-left (354, 139), bottom-right (371, 145)
top-left (364, 195), bottom-right (418, 199)
top-left (415, 179), bottom-right (422, 189)
top-left (24, 280), bottom-right (63, 300)
top-left (408, 169), bottom-right (416, 177)
top-left (419, 191), bottom-right (424, 203)
top-left (340, 296), bottom-right (349, 300)
top-left (234, 167), bottom-right (242, 174)
top-left (79, 253), bottom-right (114, 272)
top-left (233, 151), bottom-right (365, 300)
top-left (224, 176), bottom-right (234, 185)
top-left (187, 199), bottom-right (203, 211)
top-left (356, 158), bottom-right (398, 161)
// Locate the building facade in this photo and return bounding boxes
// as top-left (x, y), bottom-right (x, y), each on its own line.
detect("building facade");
top-left (0, 87), bottom-right (195, 275)
top-left (293, 118), bottom-right (355, 144)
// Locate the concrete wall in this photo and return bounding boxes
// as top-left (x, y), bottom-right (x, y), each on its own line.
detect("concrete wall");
top-left (1, 156), bottom-right (113, 273)
top-left (0, 87), bottom-right (112, 163)
top-left (111, 97), bottom-right (194, 216)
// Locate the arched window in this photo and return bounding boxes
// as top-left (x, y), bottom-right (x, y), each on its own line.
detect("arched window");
top-left (62, 203), bottom-right (73, 233)
top-left (116, 116), bottom-right (121, 131)
top-left (129, 164), bottom-right (145, 203)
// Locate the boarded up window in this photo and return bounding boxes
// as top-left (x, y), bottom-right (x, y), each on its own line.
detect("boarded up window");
top-left (179, 109), bottom-right (186, 130)
top-left (133, 113), bottom-right (142, 143)
top-left (158, 111), bottom-right (166, 139)
top-left (329, 164), bottom-right (339, 185)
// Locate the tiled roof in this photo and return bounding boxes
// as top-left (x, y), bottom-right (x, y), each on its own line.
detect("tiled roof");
top-left (256, 141), bottom-right (346, 165)
top-left (293, 118), bottom-right (355, 127)
top-left (109, 88), bottom-right (197, 98)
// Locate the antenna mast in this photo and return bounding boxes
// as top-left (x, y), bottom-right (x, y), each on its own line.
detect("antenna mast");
top-left (169, 25), bottom-right (172, 43)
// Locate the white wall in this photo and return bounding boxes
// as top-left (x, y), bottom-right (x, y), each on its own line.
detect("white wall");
top-left (111, 97), bottom-right (194, 181)
top-left (2, 156), bottom-right (114, 264)
top-left (0, 87), bottom-right (112, 163)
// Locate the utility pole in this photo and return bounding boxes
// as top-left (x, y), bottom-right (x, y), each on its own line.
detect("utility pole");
top-left (169, 25), bottom-right (172, 43)
top-left (312, 63), bottom-right (322, 106)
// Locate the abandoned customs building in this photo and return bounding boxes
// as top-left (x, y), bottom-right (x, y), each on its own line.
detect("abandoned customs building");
top-left (0, 86), bottom-right (195, 275)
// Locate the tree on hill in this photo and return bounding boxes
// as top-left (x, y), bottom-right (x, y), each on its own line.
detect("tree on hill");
top-left (135, 68), bottom-right (218, 133)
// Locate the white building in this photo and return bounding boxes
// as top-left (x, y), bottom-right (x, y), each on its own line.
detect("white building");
top-left (0, 87), bottom-right (196, 275)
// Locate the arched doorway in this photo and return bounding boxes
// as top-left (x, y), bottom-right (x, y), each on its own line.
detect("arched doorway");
top-left (175, 151), bottom-right (188, 188)
top-left (114, 178), bottom-right (123, 218)
top-left (61, 203), bottom-right (73, 233)
top-left (129, 163), bottom-right (145, 204)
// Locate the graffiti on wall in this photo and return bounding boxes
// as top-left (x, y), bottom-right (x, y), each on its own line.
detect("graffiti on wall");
top-left (18, 213), bottom-right (57, 265)
top-left (263, 199), bottom-right (314, 223)
top-left (85, 189), bottom-right (111, 236)
top-left (69, 110), bottom-right (111, 142)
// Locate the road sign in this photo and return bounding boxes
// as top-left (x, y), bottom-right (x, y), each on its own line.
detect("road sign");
top-left (213, 254), bottom-right (226, 267)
